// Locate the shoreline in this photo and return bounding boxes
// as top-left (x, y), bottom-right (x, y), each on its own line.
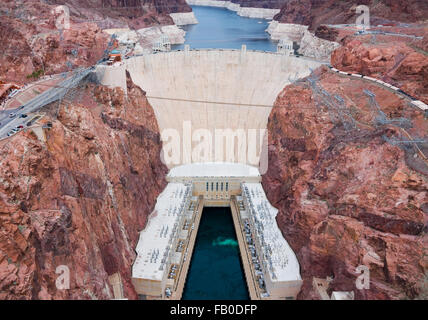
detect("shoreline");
top-left (186, 0), bottom-right (280, 19)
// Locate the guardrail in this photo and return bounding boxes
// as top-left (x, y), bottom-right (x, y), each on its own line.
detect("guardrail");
top-left (328, 66), bottom-right (428, 111)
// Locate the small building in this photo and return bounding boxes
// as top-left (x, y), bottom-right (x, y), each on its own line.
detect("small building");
top-left (277, 39), bottom-right (294, 56)
top-left (152, 35), bottom-right (171, 53)
top-left (107, 49), bottom-right (122, 65)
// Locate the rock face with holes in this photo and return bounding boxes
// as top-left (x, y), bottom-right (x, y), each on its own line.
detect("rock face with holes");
top-left (0, 73), bottom-right (168, 299)
top-left (263, 66), bottom-right (428, 299)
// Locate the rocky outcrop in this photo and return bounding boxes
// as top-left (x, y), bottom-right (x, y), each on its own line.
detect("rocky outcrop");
top-left (170, 11), bottom-right (198, 25)
top-left (263, 66), bottom-right (428, 300)
top-left (0, 73), bottom-right (168, 299)
top-left (0, 1), bottom-right (110, 84)
top-left (331, 39), bottom-right (428, 104)
top-left (49, 0), bottom-right (192, 29)
top-left (273, 0), bottom-right (428, 31)
top-left (0, 0), bottom-right (195, 84)
top-left (298, 30), bottom-right (340, 62)
top-left (266, 21), bottom-right (339, 61)
top-left (266, 21), bottom-right (308, 41)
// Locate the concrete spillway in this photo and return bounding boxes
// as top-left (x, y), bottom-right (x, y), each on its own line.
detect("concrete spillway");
top-left (102, 50), bottom-right (322, 169)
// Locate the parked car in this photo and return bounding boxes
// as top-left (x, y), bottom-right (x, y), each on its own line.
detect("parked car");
top-left (7, 131), bottom-right (15, 137)
top-left (19, 114), bottom-right (27, 118)
top-left (16, 125), bottom-right (24, 129)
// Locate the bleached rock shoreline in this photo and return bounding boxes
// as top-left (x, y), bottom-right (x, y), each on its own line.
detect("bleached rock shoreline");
top-left (266, 21), bottom-right (308, 41)
top-left (170, 12), bottom-right (199, 25)
top-left (186, 0), bottom-right (280, 19)
top-left (267, 21), bottom-right (339, 61)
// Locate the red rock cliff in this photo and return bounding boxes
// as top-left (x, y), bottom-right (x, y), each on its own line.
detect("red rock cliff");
top-left (0, 73), bottom-right (168, 299)
top-left (331, 38), bottom-right (428, 104)
top-left (263, 66), bottom-right (428, 299)
top-left (0, 0), bottom-right (193, 84)
top-left (274, 0), bottom-right (428, 30)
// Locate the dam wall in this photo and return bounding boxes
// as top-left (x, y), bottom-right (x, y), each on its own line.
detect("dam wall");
top-left (125, 49), bottom-right (322, 170)
top-left (95, 63), bottom-right (127, 93)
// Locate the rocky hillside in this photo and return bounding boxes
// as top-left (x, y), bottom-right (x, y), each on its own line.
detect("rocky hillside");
top-left (48, 0), bottom-right (192, 29)
top-left (0, 0), bottom-right (193, 84)
top-left (0, 73), bottom-right (168, 299)
top-left (332, 38), bottom-right (428, 104)
top-left (263, 66), bottom-right (428, 299)
top-left (273, 0), bottom-right (428, 30)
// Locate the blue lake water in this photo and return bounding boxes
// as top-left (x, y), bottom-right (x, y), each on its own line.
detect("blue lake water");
top-left (173, 6), bottom-right (277, 51)
top-left (182, 207), bottom-right (249, 300)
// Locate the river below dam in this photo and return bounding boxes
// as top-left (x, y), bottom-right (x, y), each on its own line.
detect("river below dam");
top-left (174, 6), bottom-right (277, 51)
top-left (182, 207), bottom-right (249, 299)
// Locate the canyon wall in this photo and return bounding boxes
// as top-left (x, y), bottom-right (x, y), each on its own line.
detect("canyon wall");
top-left (49, 0), bottom-right (192, 29)
top-left (0, 73), bottom-right (168, 299)
top-left (0, 1), bottom-right (110, 84)
top-left (273, 0), bottom-right (428, 31)
top-left (0, 0), bottom-right (195, 84)
top-left (268, 0), bottom-right (427, 61)
top-left (263, 66), bottom-right (428, 299)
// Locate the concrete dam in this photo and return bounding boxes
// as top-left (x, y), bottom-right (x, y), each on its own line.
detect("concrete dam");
top-left (97, 48), bottom-right (322, 170)
top-left (96, 49), bottom-right (323, 300)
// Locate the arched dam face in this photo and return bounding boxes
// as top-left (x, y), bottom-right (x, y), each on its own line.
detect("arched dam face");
top-left (124, 50), bottom-right (322, 170)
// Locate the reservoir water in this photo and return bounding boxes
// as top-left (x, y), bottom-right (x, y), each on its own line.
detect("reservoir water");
top-left (182, 207), bottom-right (249, 300)
top-left (174, 6), bottom-right (277, 51)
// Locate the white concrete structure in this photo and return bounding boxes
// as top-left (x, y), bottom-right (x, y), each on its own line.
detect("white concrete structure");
top-left (125, 49), bottom-right (322, 169)
top-left (170, 12), bottom-right (198, 25)
top-left (132, 163), bottom-right (302, 299)
top-left (266, 21), bottom-right (339, 61)
top-left (186, 0), bottom-right (280, 19)
top-left (277, 39), bottom-right (294, 55)
top-left (132, 183), bottom-right (193, 296)
top-left (242, 183), bottom-right (302, 299)
top-left (168, 162), bottom-right (260, 178)
top-left (153, 34), bottom-right (171, 53)
top-left (94, 63), bottom-right (127, 93)
top-left (168, 162), bottom-right (261, 206)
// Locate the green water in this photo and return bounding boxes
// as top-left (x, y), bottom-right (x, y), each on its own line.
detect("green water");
top-left (182, 207), bottom-right (249, 300)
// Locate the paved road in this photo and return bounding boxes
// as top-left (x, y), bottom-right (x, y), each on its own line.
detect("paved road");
top-left (0, 67), bottom-right (93, 140)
